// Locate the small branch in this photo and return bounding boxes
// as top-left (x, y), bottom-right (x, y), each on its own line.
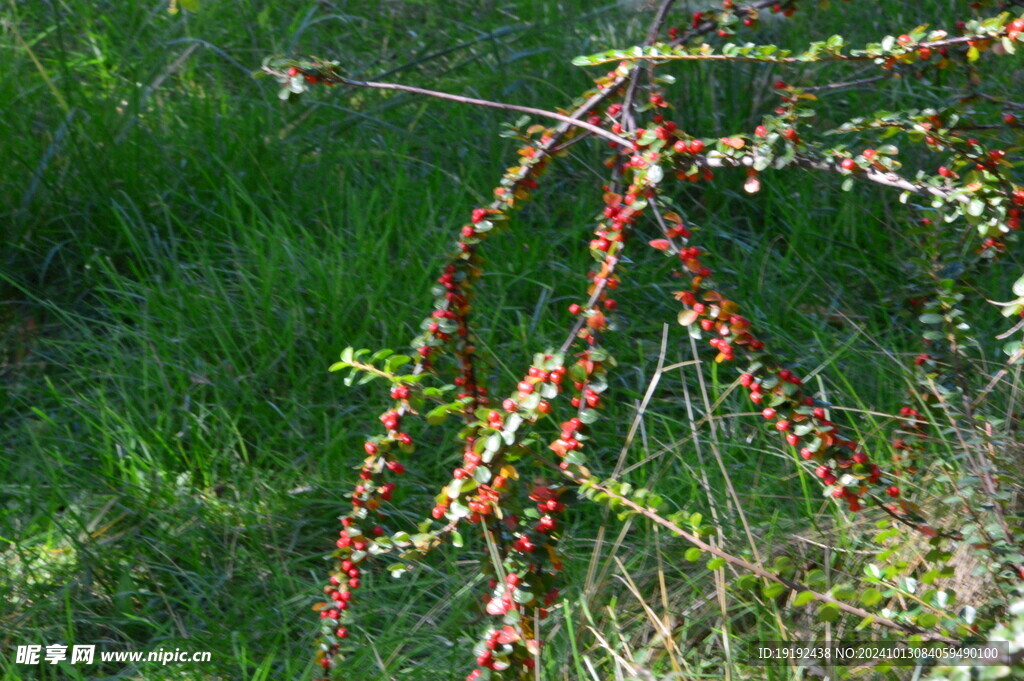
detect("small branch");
top-left (266, 68), bottom-right (634, 149)
top-left (799, 156), bottom-right (967, 204)
top-left (547, 131), bottom-right (594, 155)
top-left (974, 92), bottom-right (1024, 110)
top-left (699, 150), bottom-right (966, 204)
top-left (588, 32), bottom-right (999, 66)
top-left (645, 0), bottom-right (679, 45)
top-left (804, 74), bottom-right (889, 93)
top-left (563, 472), bottom-right (959, 643)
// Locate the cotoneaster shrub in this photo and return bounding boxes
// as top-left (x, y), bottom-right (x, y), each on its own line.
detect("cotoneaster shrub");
top-left (260, 1), bottom-right (1024, 678)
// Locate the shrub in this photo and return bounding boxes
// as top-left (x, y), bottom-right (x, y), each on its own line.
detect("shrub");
top-left (264, 1), bottom-right (1024, 678)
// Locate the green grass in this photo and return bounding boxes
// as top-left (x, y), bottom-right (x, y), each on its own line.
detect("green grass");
top-left (2, 1), bottom-right (1022, 680)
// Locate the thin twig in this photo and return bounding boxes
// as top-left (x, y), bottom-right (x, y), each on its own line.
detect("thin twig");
top-left (804, 74), bottom-right (889, 93)
top-left (564, 472), bottom-right (959, 643)
top-left (265, 68), bottom-right (634, 148)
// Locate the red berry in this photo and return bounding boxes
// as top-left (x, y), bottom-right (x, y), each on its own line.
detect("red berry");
top-left (840, 158), bottom-right (857, 171)
top-left (775, 419), bottom-right (790, 432)
top-left (688, 139), bottom-right (705, 154)
top-left (886, 486), bottom-right (900, 498)
top-left (762, 408), bottom-right (776, 419)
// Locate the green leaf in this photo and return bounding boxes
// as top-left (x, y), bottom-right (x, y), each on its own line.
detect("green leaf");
top-left (817, 603), bottom-right (840, 622)
top-left (967, 198), bottom-right (986, 217)
top-left (370, 349), bottom-right (395, 363)
top-left (794, 590), bottom-right (816, 607)
top-left (706, 557), bottom-right (725, 570)
top-left (831, 583), bottom-right (856, 601)
top-left (385, 355), bottom-right (412, 373)
top-left (919, 313), bottom-right (944, 324)
top-left (685, 547), bottom-right (703, 562)
top-left (860, 588), bottom-right (883, 606)
top-left (426, 405), bottom-right (450, 426)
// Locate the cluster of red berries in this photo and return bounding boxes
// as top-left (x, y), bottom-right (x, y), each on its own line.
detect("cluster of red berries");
top-left (637, 124), bottom-right (908, 511)
top-left (464, 486), bottom-right (565, 679)
top-left (313, 97), bottom-right (593, 676)
top-left (467, 621), bottom-right (535, 678)
top-left (685, 1), bottom-right (797, 38)
top-left (751, 372), bottom-right (884, 511)
top-left (315, 387), bottom-right (418, 674)
top-left (567, 182), bottom-right (648, 328)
